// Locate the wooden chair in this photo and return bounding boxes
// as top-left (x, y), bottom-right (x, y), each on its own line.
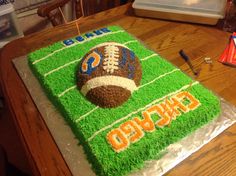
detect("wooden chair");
top-left (37, 0), bottom-right (132, 26)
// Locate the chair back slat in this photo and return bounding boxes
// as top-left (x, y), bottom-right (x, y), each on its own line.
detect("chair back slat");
top-left (38, 0), bottom-right (131, 26)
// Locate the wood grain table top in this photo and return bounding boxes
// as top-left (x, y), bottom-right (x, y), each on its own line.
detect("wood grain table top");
top-left (1, 3), bottom-right (236, 176)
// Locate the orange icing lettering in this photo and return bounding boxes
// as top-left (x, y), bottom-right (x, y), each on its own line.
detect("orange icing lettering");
top-left (107, 128), bottom-right (129, 153)
top-left (164, 97), bottom-right (188, 119)
top-left (134, 111), bottom-right (155, 132)
top-left (146, 105), bottom-right (171, 127)
top-left (106, 91), bottom-right (201, 152)
top-left (120, 120), bottom-right (144, 143)
top-left (176, 91), bottom-right (200, 110)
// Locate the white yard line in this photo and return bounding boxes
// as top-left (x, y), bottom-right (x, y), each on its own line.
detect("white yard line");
top-left (57, 68), bottom-right (180, 124)
top-left (73, 68), bottom-right (180, 131)
top-left (58, 85), bottom-right (77, 97)
top-left (44, 45), bottom-right (176, 125)
top-left (123, 40), bottom-right (138, 45)
top-left (87, 81), bottom-right (199, 142)
top-left (140, 53), bottom-right (158, 61)
top-left (43, 41), bottom-right (159, 78)
top-left (44, 58), bottom-right (81, 77)
top-left (75, 106), bottom-right (99, 122)
top-left (32, 30), bottom-right (125, 65)
top-left (52, 52), bottom-right (162, 95)
top-left (138, 69), bottom-right (179, 89)
top-left (58, 68), bottom-right (179, 98)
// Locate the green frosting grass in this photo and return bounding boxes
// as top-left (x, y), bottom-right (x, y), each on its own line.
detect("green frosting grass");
top-left (28, 26), bottom-right (221, 176)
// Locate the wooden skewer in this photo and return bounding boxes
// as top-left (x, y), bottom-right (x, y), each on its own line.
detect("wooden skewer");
top-left (74, 0), bottom-right (85, 35)
top-left (75, 20), bottom-right (81, 35)
top-left (57, 0), bottom-right (86, 35)
top-left (58, 7), bottom-right (68, 24)
top-left (80, 0), bottom-right (85, 17)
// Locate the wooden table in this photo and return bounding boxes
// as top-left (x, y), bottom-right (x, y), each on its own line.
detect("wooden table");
top-left (1, 3), bottom-right (236, 176)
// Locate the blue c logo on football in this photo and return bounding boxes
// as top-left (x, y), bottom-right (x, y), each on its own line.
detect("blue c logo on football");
top-left (81, 51), bottom-right (102, 75)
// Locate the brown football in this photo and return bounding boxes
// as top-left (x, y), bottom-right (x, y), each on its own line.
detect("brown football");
top-left (77, 42), bottom-right (142, 108)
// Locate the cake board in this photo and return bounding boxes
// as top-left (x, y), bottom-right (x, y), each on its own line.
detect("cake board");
top-left (13, 55), bottom-right (236, 176)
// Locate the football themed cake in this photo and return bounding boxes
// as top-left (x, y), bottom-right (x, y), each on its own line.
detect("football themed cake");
top-left (28, 26), bottom-right (221, 176)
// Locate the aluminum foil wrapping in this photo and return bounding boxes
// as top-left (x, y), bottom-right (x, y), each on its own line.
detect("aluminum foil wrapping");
top-left (131, 98), bottom-right (236, 176)
top-left (13, 56), bottom-right (236, 176)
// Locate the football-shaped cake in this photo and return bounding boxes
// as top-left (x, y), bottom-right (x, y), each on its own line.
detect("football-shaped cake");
top-left (77, 42), bottom-right (142, 108)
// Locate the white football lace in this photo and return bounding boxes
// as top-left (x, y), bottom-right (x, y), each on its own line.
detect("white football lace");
top-left (103, 44), bottom-right (119, 73)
